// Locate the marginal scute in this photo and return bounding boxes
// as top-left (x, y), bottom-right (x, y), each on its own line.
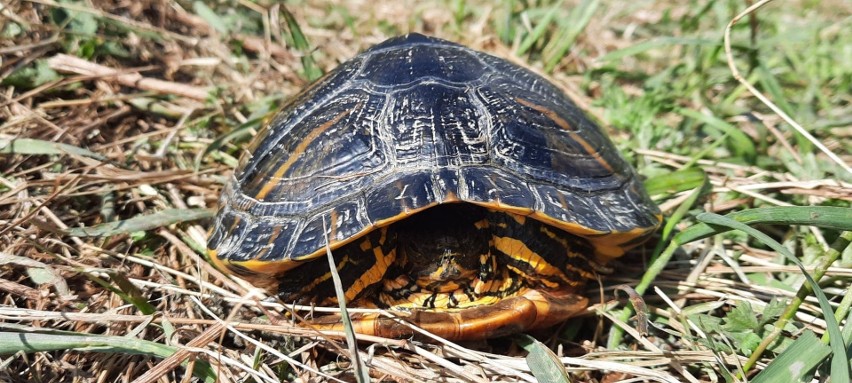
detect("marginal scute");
top-left (364, 171), bottom-right (438, 224)
top-left (292, 213), bottom-right (330, 261)
top-left (210, 207), bottom-right (249, 261)
top-left (330, 200), bottom-right (369, 243)
top-left (460, 167), bottom-right (536, 209)
top-left (256, 218), bottom-right (300, 262)
top-left (536, 183), bottom-right (605, 232)
top-left (432, 168), bottom-right (461, 203)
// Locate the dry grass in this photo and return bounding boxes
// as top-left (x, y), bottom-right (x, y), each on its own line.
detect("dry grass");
top-left (1, 0), bottom-right (849, 382)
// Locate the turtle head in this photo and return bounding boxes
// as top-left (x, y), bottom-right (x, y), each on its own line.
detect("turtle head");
top-left (397, 204), bottom-right (490, 291)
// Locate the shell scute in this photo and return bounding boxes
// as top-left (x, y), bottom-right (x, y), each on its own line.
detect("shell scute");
top-left (364, 171), bottom-right (439, 225)
top-left (459, 167), bottom-right (535, 209)
top-left (357, 44), bottom-right (484, 86)
top-left (238, 89), bottom-right (389, 203)
top-left (386, 83), bottom-right (489, 166)
top-left (209, 206), bottom-right (250, 262)
top-left (477, 81), bottom-right (625, 186)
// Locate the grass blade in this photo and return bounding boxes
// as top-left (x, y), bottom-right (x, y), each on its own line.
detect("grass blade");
top-left (678, 207), bottom-right (852, 243)
top-left (0, 137), bottom-right (106, 161)
top-left (515, 1), bottom-right (562, 56)
top-left (643, 167), bottom-right (708, 197)
top-left (656, 172), bottom-right (709, 250)
top-left (751, 330), bottom-right (830, 383)
top-left (65, 208), bottom-right (215, 237)
top-left (280, 7), bottom-right (323, 82)
top-left (543, 0), bottom-right (599, 72)
top-left (0, 331), bottom-right (217, 383)
top-left (192, 1), bottom-right (229, 34)
top-left (84, 271), bottom-right (157, 315)
top-left (678, 108), bottom-right (757, 163)
top-left (322, 218), bottom-right (370, 383)
top-left (608, 206), bottom-right (851, 349)
top-left (608, 175), bottom-right (707, 349)
top-left (597, 37), bottom-right (717, 62)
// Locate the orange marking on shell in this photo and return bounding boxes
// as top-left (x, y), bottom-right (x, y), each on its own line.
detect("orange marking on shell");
top-left (254, 109), bottom-right (351, 200)
top-left (442, 190), bottom-right (460, 203)
top-left (515, 97), bottom-right (614, 173)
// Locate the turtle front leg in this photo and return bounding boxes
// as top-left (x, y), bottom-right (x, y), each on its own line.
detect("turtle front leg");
top-left (278, 227), bottom-right (396, 306)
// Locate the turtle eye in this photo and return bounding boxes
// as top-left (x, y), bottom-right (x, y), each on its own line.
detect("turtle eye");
top-left (441, 249), bottom-right (454, 263)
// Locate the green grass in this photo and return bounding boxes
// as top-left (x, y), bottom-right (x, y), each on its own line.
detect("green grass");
top-left (0, 0), bottom-right (849, 381)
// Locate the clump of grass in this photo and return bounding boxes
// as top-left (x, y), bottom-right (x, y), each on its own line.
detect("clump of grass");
top-left (0, 0), bottom-right (849, 382)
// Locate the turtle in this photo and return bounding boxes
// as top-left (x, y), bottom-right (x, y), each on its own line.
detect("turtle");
top-left (207, 33), bottom-right (661, 340)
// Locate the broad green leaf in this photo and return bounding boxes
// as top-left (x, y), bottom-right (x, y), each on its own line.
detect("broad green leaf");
top-left (729, 331), bottom-right (762, 354)
top-left (65, 208), bottom-right (214, 237)
top-left (760, 298), bottom-right (787, 327)
top-left (0, 253), bottom-right (72, 298)
top-left (26, 268), bottom-right (56, 285)
top-left (52, 0), bottom-right (98, 36)
top-left (723, 302), bottom-right (758, 332)
top-left (681, 301), bottom-right (725, 317)
top-left (3, 21), bottom-right (23, 38)
top-left (1, 60), bottom-right (60, 88)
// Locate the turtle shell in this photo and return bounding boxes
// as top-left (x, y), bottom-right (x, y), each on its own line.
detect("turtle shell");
top-left (208, 33), bottom-right (661, 275)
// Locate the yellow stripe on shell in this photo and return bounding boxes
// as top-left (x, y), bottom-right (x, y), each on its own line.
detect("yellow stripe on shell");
top-left (254, 108), bottom-right (352, 200)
